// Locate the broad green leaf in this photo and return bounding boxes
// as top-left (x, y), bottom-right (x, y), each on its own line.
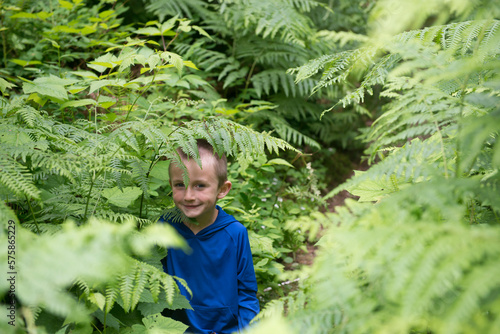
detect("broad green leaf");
top-left (27, 93), bottom-right (48, 106)
top-left (11, 12), bottom-right (37, 19)
top-left (134, 27), bottom-right (161, 36)
top-left (23, 82), bottom-right (68, 101)
top-left (265, 158), bottom-right (294, 168)
top-left (89, 79), bottom-right (126, 94)
top-left (150, 161), bottom-right (170, 181)
top-left (67, 85), bottom-right (88, 94)
top-left (178, 20), bottom-right (191, 33)
top-left (126, 74), bottom-right (171, 86)
top-left (52, 25), bottom-right (80, 33)
top-left (192, 25), bottom-right (213, 40)
top-left (11, 11), bottom-right (52, 20)
top-left (160, 52), bottom-right (184, 73)
top-left (161, 16), bottom-right (178, 34)
top-left (80, 24), bottom-right (97, 35)
top-left (97, 95), bottom-right (116, 109)
top-left (60, 99), bottom-right (96, 109)
top-left (58, 0), bottom-right (74, 10)
top-left (70, 70), bottom-right (99, 79)
top-left (104, 112), bottom-right (117, 122)
top-left (183, 60), bottom-right (199, 70)
top-left (147, 54), bottom-right (161, 70)
top-left (88, 53), bottom-right (118, 73)
top-left (102, 186), bottom-right (143, 208)
top-left (10, 59), bottom-right (42, 67)
top-left (99, 9), bottom-right (115, 19)
top-left (138, 293), bottom-right (191, 317)
top-left (141, 314), bottom-right (188, 334)
top-left (346, 171), bottom-right (407, 202)
top-left (0, 78), bottom-right (16, 93)
top-left (34, 75), bottom-right (78, 87)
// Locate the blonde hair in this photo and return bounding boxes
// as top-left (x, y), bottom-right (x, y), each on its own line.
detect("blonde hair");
top-left (170, 139), bottom-right (228, 187)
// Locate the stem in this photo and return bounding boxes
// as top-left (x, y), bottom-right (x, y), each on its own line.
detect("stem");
top-left (25, 195), bottom-right (41, 234)
top-left (91, 322), bottom-right (103, 334)
top-left (83, 172), bottom-right (96, 221)
top-left (240, 58), bottom-right (259, 101)
top-left (270, 152), bottom-right (302, 217)
top-left (125, 70), bottom-right (157, 121)
top-left (102, 306), bottom-right (107, 334)
top-left (139, 142), bottom-right (165, 219)
top-left (434, 120), bottom-right (448, 179)
top-left (1, 16), bottom-right (7, 68)
top-left (468, 200), bottom-right (475, 224)
top-left (165, 30), bottom-right (180, 51)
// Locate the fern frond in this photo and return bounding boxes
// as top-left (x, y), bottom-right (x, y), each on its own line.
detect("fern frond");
top-left (251, 70), bottom-right (316, 98)
top-left (291, 20), bottom-right (500, 108)
top-left (169, 117), bottom-right (297, 163)
top-left (303, 185), bottom-right (500, 333)
top-left (0, 154), bottom-right (40, 199)
top-left (221, 0), bottom-right (315, 47)
top-left (105, 282), bottom-right (120, 313)
top-left (145, 0), bottom-right (209, 20)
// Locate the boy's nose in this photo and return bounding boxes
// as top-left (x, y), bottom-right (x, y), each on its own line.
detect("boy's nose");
top-left (184, 186), bottom-right (195, 200)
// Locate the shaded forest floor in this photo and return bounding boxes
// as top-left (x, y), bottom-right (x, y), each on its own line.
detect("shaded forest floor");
top-left (287, 151), bottom-right (369, 269)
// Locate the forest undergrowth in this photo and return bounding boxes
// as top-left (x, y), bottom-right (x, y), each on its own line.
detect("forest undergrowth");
top-left (1, 0), bottom-right (500, 333)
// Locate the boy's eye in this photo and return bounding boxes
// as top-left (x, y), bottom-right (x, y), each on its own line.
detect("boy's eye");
top-left (195, 184), bottom-right (206, 188)
top-left (174, 183), bottom-right (184, 188)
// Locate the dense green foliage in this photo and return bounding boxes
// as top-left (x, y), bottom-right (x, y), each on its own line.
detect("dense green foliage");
top-left (249, 1), bottom-right (500, 333)
top-left (142, 0), bottom-right (373, 151)
top-left (1, 0), bottom-right (499, 333)
top-left (0, 0), bottom-right (311, 332)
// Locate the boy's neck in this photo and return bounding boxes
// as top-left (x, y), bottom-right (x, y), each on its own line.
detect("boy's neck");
top-left (184, 207), bottom-right (219, 235)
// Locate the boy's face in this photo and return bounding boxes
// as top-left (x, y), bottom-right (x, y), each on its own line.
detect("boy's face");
top-left (169, 154), bottom-right (231, 227)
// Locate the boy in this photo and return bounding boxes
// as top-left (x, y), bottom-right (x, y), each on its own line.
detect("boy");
top-left (161, 139), bottom-right (260, 334)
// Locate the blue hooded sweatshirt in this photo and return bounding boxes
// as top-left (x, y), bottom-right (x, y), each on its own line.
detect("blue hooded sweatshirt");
top-left (161, 206), bottom-right (260, 334)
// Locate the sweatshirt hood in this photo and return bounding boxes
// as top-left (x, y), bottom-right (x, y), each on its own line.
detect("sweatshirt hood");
top-left (168, 205), bottom-right (237, 240)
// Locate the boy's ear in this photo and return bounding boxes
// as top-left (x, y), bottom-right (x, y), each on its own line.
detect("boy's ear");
top-left (217, 180), bottom-right (232, 199)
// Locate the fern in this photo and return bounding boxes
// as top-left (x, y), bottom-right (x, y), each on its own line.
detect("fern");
top-left (0, 154), bottom-right (40, 199)
top-left (291, 20), bottom-right (500, 110)
top-left (298, 194), bottom-right (500, 333)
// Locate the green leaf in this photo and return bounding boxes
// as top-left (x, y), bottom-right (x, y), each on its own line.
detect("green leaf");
top-left (150, 161), bottom-right (170, 181)
top-left (11, 11), bottom-right (53, 20)
top-left (60, 99), bottom-right (96, 109)
top-left (23, 81), bottom-right (68, 101)
top-left (192, 25), bottom-right (213, 40)
top-left (138, 292), bottom-right (191, 316)
top-left (58, 0), bottom-right (74, 10)
top-left (0, 78), bottom-right (16, 93)
top-left (15, 219), bottom-right (134, 322)
top-left (161, 17), bottom-right (177, 34)
top-left (70, 70), bottom-right (99, 79)
top-left (89, 292), bottom-right (106, 310)
top-left (22, 76), bottom-right (76, 102)
top-left (134, 27), bottom-right (162, 36)
top-left (88, 53), bottom-right (118, 73)
top-left (89, 79), bottom-right (126, 94)
top-left (97, 95), bottom-right (116, 109)
top-left (346, 171), bottom-right (405, 202)
top-left (10, 59), bottom-right (42, 67)
top-left (141, 314), bottom-right (188, 334)
top-left (265, 158), bottom-right (294, 168)
top-left (102, 187), bottom-right (143, 208)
